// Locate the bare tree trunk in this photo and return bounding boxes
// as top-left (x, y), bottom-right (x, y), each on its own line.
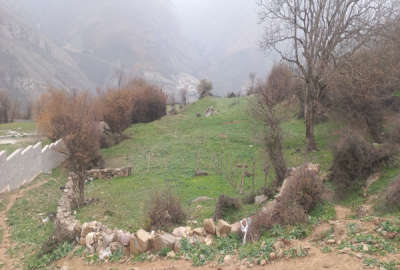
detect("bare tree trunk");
top-left (78, 175), bottom-right (85, 206)
top-left (304, 85), bottom-right (317, 151)
top-left (71, 172), bottom-right (86, 207)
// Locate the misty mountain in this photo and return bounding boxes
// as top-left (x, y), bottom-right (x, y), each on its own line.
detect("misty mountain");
top-left (0, 1), bottom-right (93, 103)
top-left (1, 0), bottom-right (273, 100)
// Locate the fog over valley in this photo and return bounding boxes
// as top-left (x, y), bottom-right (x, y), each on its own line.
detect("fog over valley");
top-left (0, 0), bottom-right (274, 102)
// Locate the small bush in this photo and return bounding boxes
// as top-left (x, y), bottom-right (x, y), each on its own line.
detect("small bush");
top-left (226, 92), bottom-right (237, 98)
top-left (213, 195), bottom-right (241, 221)
top-left (382, 177), bottom-right (400, 211)
top-left (329, 132), bottom-right (398, 195)
top-left (145, 189), bottom-right (186, 231)
top-left (248, 164), bottom-right (323, 240)
top-left (197, 79), bottom-right (213, 99)
top-left (127, 79), bottom-right (167, 123)
top-left (97, 88), bottom-right (133, 135)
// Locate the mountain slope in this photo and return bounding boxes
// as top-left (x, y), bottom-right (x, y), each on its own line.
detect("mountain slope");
top-left (0, 2), bottom-right (93, 102)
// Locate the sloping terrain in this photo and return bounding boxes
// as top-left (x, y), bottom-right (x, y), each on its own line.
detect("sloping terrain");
top-left (0, 2), bottom-right (93, 103)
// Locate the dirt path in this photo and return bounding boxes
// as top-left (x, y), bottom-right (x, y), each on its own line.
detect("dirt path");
top-left (55, 244), bottom-right (365, 270)
top-left (0, 180), bottom-right (46, 269)
top-left (334, 205), bottom-right (352, 220)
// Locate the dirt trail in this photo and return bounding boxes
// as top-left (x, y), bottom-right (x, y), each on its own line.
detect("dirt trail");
top-left (334, 205), bottom-right (352, 220)
top-left (56, 243), bottom-right (364, 270)
top-left (0, 180), bottom-right (46, 269)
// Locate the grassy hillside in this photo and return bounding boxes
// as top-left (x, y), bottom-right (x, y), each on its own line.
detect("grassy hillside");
top-left (75, 96), bottom-right (338, 231)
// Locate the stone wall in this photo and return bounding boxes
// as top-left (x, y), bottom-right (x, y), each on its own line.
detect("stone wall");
top-left (0, 139), bottom-right (67, 192)
top-left (86, 167), bottom-right (132, 181)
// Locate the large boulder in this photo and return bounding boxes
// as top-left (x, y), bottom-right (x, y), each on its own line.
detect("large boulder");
top-left (152, 233), bottom-right (177, 251)
top-left (172, 226), bottom-right (191, 238)
top-left (81, 221), bottom-right (103, 239)
top-left (216, 220), bottom-right (231, 237)
top-left (203, 219), bottom-right (216, 234)
top-left (231, 222), bottom-right (241, 234)
top-left (192, 227), bottom-right (206, 236)
top-left (130, 229), bottom-right (150, 255)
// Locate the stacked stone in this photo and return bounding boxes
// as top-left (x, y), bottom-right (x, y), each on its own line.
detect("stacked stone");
top-left (86, 167), bottom-right (132, 180)
top-left (75, 218), bottom-right (237, 260)
top-left (55, 176), bottom-right (82, 242)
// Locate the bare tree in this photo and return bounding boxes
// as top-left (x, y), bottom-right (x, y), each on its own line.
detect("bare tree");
top-left (180, 88), bottom-right (188, 105)
top-left (0, 90), bottom-right (10, 123)
top-left (247, 72), bottom-right (257, 95)
top-left (197, 79), bottom-right (213, 99)
top-left (258, 0), bottom-right (395, 151)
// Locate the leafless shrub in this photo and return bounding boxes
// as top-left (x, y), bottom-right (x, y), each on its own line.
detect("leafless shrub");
top-left (180, 88), bottom-right (188, 105)
top-left (213, 195), bottom-right (241, 221)
top-left (127, 79), bottom-right (167, 124)
top-left (0, 90), bottom-right (11, 123)
top-left (329, 131), bottom-right (398, 195)
top-left (145, 189), bottom-right (186, 231)
top-left (197, 79), bottom-right (213, 99)
top-left (36, 88), bottom-right (103, 206)
top-left (248, 164), bottom-right (323, 240)
top-left (253, 63), bottom-right (293, 186)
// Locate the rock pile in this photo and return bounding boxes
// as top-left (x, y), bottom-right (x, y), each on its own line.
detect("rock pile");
top-left (75, 218), bottom-right (235, 260)
top-left (86, 167), bottom-right (132, 181)
top-left (204, 106), bottom-right (217, 117)
top-left (55, 177), bottom-right (82, 243)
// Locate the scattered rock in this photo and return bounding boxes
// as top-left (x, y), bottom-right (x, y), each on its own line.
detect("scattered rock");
top-left (173, 240), bottom-right (182, 252)
top-left (362, 244), bottom-right (369, 252)
top-left (167, 250), bottom-right (176, 258)
top-left (356, 205), bottom-right (370, 218)
top-left (269, 252), bottom-right (276, 260)
top-left (204, 235), bottom-right (213, 246)
top-left (276, 249), bottom-right (284, 258)
top-left (110, 241), bottom-right (123, 253)
top-left (326, 239), bottom-right (336, 245)
top-left (216, 220), bottom-right (231, 237)
top-left (117, 230), bottom-right (131, 246)
top-left (254, 195), bottom-right (268, 205)
top-left (231, 222), bottom-right (241, 234)
top-left (98, 247), bottom-right (112, 260)
top-left (224, 255), bottom-right (233, 265)
top-left (152, 233), bottom-right (176, 251)
top-left (172, 227), bottom-right (191, 238)
top-left (203, 219), bottom-right (216, 234)
top-left (272, 240), bottom-right (285, 251)
top-left (204, 106), bottom-right (217, 117)
top-left (136, 229), bottom-right (151, 251)
top-left (195, 170), bottom-right (208, 177)
top-left (193, 227), bottom-right (206, 236)
top-left (85, 232), bottom-right (96, 253)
